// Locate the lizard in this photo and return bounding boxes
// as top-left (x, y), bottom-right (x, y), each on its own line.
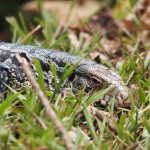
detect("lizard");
top-left (0, 42), bottom-right (130, 107)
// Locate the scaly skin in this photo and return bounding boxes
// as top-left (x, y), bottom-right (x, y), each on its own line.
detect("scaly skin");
top-left (0, 42), bottom-right (130, 107)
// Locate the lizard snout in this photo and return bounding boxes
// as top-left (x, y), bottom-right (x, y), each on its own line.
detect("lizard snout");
top-left (115, 91), bottom-right (131, 108)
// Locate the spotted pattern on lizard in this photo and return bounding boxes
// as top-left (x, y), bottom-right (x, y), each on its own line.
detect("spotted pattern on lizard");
top-left (0, 42), bottom-right (130, 107)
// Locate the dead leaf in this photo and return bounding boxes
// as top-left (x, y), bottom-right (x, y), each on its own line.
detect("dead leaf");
top-left (89, 7), bottom-right (119, 39)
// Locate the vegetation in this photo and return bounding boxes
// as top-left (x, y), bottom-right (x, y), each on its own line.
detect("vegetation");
top-left (0, 0), bottom-right (149, 149)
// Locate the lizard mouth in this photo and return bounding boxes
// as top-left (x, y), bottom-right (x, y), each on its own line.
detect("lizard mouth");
top-left (97, 97), bottom-right (131, 108)
top-left (116, 98), bottom-right (131, 108)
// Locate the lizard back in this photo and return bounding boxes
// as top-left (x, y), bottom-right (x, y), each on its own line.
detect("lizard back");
top-left (0, 42), bottom-right (131, 107)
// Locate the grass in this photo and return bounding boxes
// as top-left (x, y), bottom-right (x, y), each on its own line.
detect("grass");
top-left (0, 0), bottom-right (150, 150)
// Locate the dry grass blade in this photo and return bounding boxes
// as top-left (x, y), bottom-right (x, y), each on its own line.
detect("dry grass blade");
top-left (19, 24), bottom-right (42, 44)
top-left (31, 111), bottom-right (47, 130)
top-left (125, 141), bottom-right (145, 150)
top-left (16, 53), bottom-right (73, 150)
top-left (87, 106), bottom-right (118, 135)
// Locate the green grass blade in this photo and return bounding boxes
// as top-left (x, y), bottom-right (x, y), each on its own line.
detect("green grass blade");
top-left (86, 87), bottom-right (111, 106)
top-left (83, 107), bottom-right (99, 144)
top-left (0, 93), bottom-right (19, 115)
top-left (18, 13), bottom-right (28, 34)
top-left (33, 58), bottom-right (46, 92)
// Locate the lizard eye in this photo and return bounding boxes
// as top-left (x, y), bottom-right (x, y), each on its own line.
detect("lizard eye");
top-left (90, 77), bottom-right (100, 85)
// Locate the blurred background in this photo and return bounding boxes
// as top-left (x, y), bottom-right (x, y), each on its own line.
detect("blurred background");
top-left (0, 0), bottom-right (123, 41)
top-left (0, 0), bottom-right (150, 48)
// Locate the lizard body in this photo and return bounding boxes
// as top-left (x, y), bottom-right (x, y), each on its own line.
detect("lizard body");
top-left (0, 42), bottom-right (130, 107)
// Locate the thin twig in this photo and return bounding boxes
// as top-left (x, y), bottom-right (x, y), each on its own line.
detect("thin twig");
top-left (31, 111), bottom-right (47, 129)
top-left (95, 110), bottom-right (118, 135)
top-left (16, 53), bottom-right (73, 150)
top-left (88, 106), bottom-right (118, 135)
top-left (20, 24), bottom-right (42, 44)
top-left (125, 141), bottom-right (145, 150)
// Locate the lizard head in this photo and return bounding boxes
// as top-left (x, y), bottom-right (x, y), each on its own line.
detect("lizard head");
top-left (71, 60), bottom-right (131, 108)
